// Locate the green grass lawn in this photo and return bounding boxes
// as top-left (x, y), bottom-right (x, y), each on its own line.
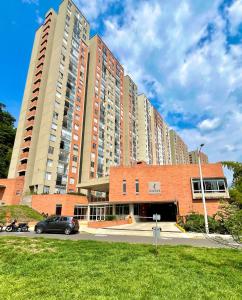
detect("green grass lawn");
top-left (0, 205), bottom-right (43, 224)
top-left (0, 237), bottom-right (241, 300)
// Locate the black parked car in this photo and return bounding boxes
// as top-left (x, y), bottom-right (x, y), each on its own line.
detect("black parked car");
top-left (35, 216), bottom-right (79, 235)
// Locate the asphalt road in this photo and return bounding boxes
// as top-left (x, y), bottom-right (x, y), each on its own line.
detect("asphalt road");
top-left (0, 230), bottom-right (241, 249)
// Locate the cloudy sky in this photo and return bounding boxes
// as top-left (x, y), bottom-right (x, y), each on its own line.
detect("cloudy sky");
top-left (1, 0), bottom-right (242, 167)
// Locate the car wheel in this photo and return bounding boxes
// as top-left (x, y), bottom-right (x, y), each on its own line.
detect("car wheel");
top-left (64, 227), bottom-right (71, 235)
top-left (5, 226), bottom-right (12, 232)
top-left (36, 227), bottom-right (44, 234)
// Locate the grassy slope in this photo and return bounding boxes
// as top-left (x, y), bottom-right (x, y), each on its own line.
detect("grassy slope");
top-left (0, 205), bottom-right (43, 224)
top-left (0, 237), bottom-right (241, 300)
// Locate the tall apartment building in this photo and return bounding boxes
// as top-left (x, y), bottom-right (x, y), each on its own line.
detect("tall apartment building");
top-left (152, 109), bottom-right (172, 165)
top-left (189, 150), bottom-right (208, 164)
top-left (169, 129), bottom-right (189, 164)
top-left (137, 94), bottom-right (153, 164)
top-left (123, 75), bottom-right (138, 166)
top-left (80, 35), bottom-right (124, 182)
top-left (137, 94), bottom-right (172, 165)
top-left (8, 0), bottom-right (90, 194)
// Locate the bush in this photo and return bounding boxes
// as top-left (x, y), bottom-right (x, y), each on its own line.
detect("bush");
top-left (105, 215), bottom-right (116, 221)
top-left (216, 202), bottom-right (242, 242)
top-left (179, 213), bottom-right (227, 234)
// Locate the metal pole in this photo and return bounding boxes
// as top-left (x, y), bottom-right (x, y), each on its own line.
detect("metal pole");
top-left (198, 148), bottom-right (209, 234)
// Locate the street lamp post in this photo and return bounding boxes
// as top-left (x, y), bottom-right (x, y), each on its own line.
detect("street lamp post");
top-left (198, 144), bottom-right (209, 234)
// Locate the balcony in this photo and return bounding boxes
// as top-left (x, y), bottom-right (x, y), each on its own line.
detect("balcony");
top-left (24, 130), bottom-right (33, 139)
top-left (22, 140), bottom-right (31, 149)
top-left (33, 80), bottom-right (41, 89)
top-left (19, 152), bottom-right (29, 161)
top-left (29, 100), bottom-right (37, 110)
top-left (39, 46), bottom-right (46, 55)
top-left (25, 120), bottom-right (34, 129)
top-left (17, 163), bottom-right (27, 172)
top-left (32, 90), bottom-right (39, 99)
top-left (35, 72), bottom-right (42, 81)
top-left (42, 32), bottom-right (48, 40)
top-left (36, 62), bottom-right (44, 71)
top-left (38, 56), bottom-right (45, 64)
top-left (27, 110), bottom-right (36, 119)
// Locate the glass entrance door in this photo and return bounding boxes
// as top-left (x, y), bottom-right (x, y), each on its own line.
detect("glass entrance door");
top-left (96, 207), bottom-right (105, 221)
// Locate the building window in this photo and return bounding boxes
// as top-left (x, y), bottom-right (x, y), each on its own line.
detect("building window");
top-left (50, 134), bottom-right (56, 142)
top-left (135, 179), bottom-right (139, 193)
top-left (73, 144), bottom-right (78, 151)
top-left (45, 172), bottom-right (51, 180)
top-left (192, 178), bottom-right (226, 193)
top-left (74, 124), bottom-right (79, 131)
top-left (72, 166), bottom-right (77, 174)
top-left (51, 123), bottom-right (57, 131)
top-left (91, 161), bottom-right (95, 167)
top-left (43, 186), bottom-right (50, 194)
top-left (73, 155), bottom-right (78, 162)
top-left (56, 204), bottom-right (62, 215)
top-left (48, 146), bottom-right (54, 154)
top-left (115, 204), bottom-right (129, 215)
top-left (69, 178), bottom-right (75, 184)
top-left (74, 134), bottom-right (78, 141)
top-left (47, 159), bottom-right (53, 167)
top-left (90, 171), bottom-right (94, 178)
top-left (122, 180), bottom-right (126, 194)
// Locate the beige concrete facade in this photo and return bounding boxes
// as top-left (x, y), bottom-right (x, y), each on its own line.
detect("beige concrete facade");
top-left (123, 75), bottom-right (138, 165)
top-left (169, 129), bottom-right (189, 165)
top-left (152, 108), bottom-right (172, 165)
top-left (80, 35), bottom-right (124, 183)
top-left (189, 150), bottom-right (209, 164)
top-left (137, 94), bottom-right (172, 165)
top-left (8, 0), bottom-right (90, 195)
top-left (137, 94), bottom-right (153, 164)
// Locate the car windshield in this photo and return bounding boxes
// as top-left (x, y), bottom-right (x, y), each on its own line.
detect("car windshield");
top-left (47, 217), bottom-right (59, 222)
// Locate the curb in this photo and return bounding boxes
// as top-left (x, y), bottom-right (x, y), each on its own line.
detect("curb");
top-left (175, 223), bottom-right (186, 233)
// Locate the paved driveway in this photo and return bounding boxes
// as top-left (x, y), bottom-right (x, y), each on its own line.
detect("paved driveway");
top-left (0, 230), bottom-right (240, 249)
top-left (106, 222), bottom-right (181, 232)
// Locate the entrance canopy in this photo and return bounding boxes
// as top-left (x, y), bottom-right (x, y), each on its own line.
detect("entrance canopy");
top-left (77, 177), bottom-right (109, 192)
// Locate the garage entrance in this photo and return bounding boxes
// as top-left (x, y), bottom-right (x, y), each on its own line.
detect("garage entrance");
top-left (136, 203), bottom-right (177, 221)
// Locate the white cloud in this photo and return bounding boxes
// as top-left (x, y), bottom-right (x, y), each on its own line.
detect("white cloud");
top-left (227, 0), bottom-right (242, 34)
top-left (198, 118), bottom-right (221, 131)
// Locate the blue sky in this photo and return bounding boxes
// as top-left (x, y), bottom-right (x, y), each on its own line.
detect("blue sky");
top-left (1, 0), bottom-right (242, 168)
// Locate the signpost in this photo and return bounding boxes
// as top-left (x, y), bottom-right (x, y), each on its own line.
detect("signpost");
top-left (152, 213), bottom-right (161, 250)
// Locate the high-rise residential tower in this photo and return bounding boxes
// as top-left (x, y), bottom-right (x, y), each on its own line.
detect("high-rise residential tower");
top-left (137, 94), bottom-right (172, 165)
top-left (137, 94), bottom-right (153, 164)
top-left (123, 75), bottom-right (139, 166)
top-left (189, 150), bottom-right (209, 164)
top-left (169, 129), bottom-right (189, 164)
top-left (152, 108), bottom-right (172, 165)
top-left (8, 0), bottom-right (90, 194)
top-left (80, 35), bottom-right (124, 182)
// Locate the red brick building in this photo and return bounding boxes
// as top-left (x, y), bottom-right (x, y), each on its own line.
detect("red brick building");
top-left (0, 162), bottom-right (229, 221)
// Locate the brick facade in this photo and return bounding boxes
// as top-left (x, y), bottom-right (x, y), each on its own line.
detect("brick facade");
top-left (32, 194), bottom-right (88, 215)
top-left (109, 162), bottom-right (226, 216)
top-left (0, 177), bottom-right (24, 205)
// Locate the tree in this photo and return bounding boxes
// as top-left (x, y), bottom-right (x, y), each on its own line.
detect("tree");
top-left (222, 161), bottom-right (242, 207)
top-left (0, 103), bottom-right (16, 178)
top-left (218, 161), bottom-right (242, 241)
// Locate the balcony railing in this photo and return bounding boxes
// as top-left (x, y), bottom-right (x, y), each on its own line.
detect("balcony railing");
top-left (22, 140), bottom-right (31, 149)
top-left (17, 163), bottom-right (27, 172)
top-left (19, 152), bottom-right (29, 160)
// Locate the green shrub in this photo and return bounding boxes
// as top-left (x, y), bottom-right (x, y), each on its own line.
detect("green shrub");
top-left (179, 213), bottom-right (227, 234)
top-left (105, 215), bottom-right (116, 221)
